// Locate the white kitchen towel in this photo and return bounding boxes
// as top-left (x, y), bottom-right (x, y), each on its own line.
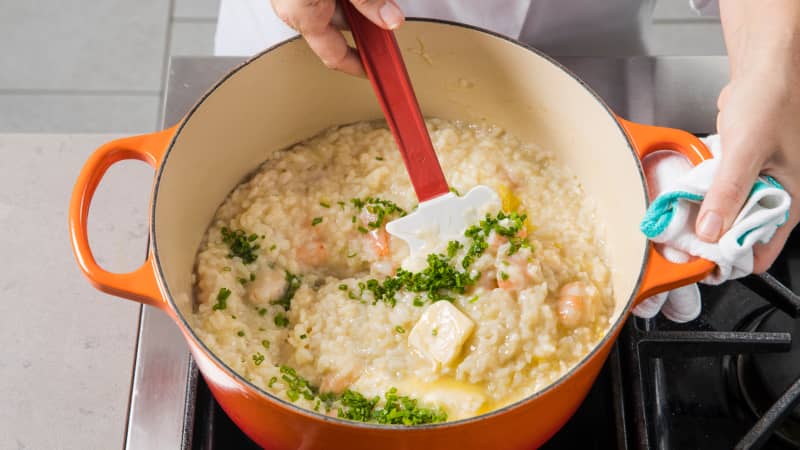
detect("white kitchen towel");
top-left (633, 135), bottom-right (791, 322)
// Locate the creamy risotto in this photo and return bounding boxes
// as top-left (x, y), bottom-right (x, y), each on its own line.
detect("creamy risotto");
top-left (191, 119), bottom-right (613, 424)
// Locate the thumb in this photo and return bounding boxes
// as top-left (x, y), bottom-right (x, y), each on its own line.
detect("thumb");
top-left (347, 0), bottom-right (405, 30)
top-left (695, 137), bottom-right (762, 242)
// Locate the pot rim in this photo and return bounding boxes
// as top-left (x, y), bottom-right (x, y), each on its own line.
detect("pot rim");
top-left (151, 18), bottom-right (649, 430)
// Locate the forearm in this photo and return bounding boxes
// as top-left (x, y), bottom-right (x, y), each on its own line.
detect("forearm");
top-left (720, 0), bottom-right (800, 77)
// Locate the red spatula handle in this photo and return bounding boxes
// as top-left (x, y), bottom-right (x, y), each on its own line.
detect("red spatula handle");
top-left (340, 1), bottom-right (449, 202)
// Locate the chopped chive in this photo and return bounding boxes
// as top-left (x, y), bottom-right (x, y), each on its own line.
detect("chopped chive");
top-left (212, 287), bottom-right (231, 311)
top-left (349, 197), bottom-right (408, 229)
top-left (311, 217), bottom-right (323, 226)
top-left (274, 313), bottom-right (289, 328)
top-left (221, 227), bottom-right (260, 264)
top-left (319, 201), bottom-right (331, 208)
top-left (300, 334), bottom-right (307, 339)
top-left (268, 376), bottom-right (278, 388)
top-left (237, 330), bottom-right (245, 337)
top-left (262, 340), bottom-right (270, 349)
top-left (395, 326), bottom-right (405, 334)
top-left (252, 352), bottom-right (265, 366)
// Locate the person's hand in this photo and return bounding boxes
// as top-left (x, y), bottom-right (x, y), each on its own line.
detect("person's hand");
top-left (271, 0), bottom-right (405, 76)
top-left (697, 0), bottom-right (800, 272)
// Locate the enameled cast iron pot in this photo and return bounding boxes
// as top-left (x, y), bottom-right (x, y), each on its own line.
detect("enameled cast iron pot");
top-left (69, 20), bottom-right (716, 450)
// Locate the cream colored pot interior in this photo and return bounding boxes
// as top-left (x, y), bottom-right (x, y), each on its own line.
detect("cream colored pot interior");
top-left (154, 20), bottom-right (647, 328)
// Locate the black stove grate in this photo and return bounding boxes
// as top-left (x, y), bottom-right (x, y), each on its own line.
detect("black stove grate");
top-left (738, 376), bottom-right (800, 449)
top-left (621, 262), bottom-right (800, 450)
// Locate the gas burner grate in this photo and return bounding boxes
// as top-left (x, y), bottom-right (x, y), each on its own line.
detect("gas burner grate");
top-left (740, 273), bottom-right (800, 318)
top-left (737, 377), bottom-right (800, 449)
top-left (724, 303), bottom-right (800, 449)
top-left (620, 272), bottom-right (800, 450)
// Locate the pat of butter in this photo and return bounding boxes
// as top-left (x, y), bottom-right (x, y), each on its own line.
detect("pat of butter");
top-left (398, 378), bottom-right (487, 420)
top-left (408, 301), bottom-right (475, 368)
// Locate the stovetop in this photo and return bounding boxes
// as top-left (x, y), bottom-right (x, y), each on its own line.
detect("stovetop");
top-left (124, 55), bottom-right (800, 450)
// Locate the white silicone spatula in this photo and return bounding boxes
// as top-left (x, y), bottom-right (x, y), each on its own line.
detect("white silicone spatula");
top-left (341, 2), bottom-right (499, 257)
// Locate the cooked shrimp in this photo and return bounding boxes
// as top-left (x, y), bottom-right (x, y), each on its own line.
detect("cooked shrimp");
top-left (557, 281), bottom-right (599, 328)
top-left (359, 208), bottom-right (378, 227)
top-left (488, 226), bottom-right (527, 252)
top-left (495, 244), bottom-right (537, 290)
top-left (371, 260), bottom-right (397, 277)
top-left (487, 230), bottom-right (507, 252)
top-left (358, 208), bottom-right (393, 259)
top-left (368, 228), bottom-right (391, 258)
top-left (296, 237), bottom-right (327, 267)
top-left (249, 267), bottom-right (287, 305)
top-left (475, 269), bottom-right (499, 291)
top-left (459, 252), bottom-right (497, 292)
top-left (320, 365), bottom-right (363, 394)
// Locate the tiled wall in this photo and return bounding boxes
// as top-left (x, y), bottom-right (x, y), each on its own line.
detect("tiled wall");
top-left (649, 0), bottom-right (725, 55)
top-left (0, 0), bottom-right (219, 133)
top-left (0, 0), bottom-right (726, 133)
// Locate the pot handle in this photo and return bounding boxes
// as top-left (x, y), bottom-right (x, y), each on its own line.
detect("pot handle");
top-left (617, 118), bottom-right (717, 302)
top-left (68, 127), bottom-right (176, 309)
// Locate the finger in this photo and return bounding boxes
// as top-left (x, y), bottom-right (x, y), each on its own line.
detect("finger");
top-left (717, 83), bottom-right (732, 112)
top-left (273, 0), bottom-right (336, 35)
top-left (304, 25), bottom-right (365, 76)
top-left (752, 202), bottom-right (800, 272)
top-left (696, 133), bottom-right (765, 242)
top-left (349, 0), bottom-right (405, 30)
top-left (330, 5), bottom-right (347, 29)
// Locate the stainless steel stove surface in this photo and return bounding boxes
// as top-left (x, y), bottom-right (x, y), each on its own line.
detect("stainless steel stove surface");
top-left (124, 55), bottom-right (800, 450)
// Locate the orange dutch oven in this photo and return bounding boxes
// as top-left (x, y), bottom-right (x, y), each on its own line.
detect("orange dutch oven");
top-left (69, 20), bottom-right (715, 450)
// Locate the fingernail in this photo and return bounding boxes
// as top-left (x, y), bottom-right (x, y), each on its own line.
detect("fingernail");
top-left (697, 211), bottom-right (722, 241)
top-left (379, 2), bottom-right (404, 29)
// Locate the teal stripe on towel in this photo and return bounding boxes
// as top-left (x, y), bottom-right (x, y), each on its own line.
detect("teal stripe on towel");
top-left (641, 176), bottom-right (790, 243)
top-left (736, 227), bottom-right (757, 246)
top-left (640, 191), bottom-right (704, 238)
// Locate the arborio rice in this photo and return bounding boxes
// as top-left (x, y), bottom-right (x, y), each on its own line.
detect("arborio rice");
top-left (191, 119), bottom-right (613, 424)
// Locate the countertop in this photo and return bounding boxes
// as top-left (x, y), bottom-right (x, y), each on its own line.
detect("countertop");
top-left (0, 134), bottom-right (151, 450)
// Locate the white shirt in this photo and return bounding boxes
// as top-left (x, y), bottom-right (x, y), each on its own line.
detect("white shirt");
top-left (214, 0), bottom-right (719, 57)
